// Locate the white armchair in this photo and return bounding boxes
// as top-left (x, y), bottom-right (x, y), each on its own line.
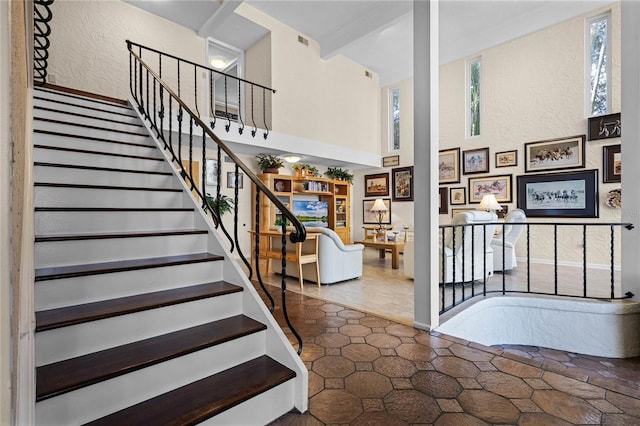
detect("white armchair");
top-left (491, 208), bottom-right (526, 272)
top-left (272, 227), bottom-right (364, 285)
top-left (441, 211), bottom-right (497, 284)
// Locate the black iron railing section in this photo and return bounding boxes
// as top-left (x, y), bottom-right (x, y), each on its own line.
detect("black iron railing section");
top-left (439, 221), bottom-right (634, 314)
top-left (127, 41), bottom-right (306, 354)
top-left (34, 0), bottom-right (54, 85)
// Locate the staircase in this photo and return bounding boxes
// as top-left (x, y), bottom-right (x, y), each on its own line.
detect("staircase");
top-left (32, 86), bottom-right (307, 425)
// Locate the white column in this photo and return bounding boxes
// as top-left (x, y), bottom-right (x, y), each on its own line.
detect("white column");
top-left (413, 0), bottom-right (440, 330)
top-left (621, 0), bottom-right (640, 301)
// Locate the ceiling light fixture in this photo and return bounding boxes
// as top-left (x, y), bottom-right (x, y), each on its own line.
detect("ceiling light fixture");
top-left (209, 57), bottom-right (229, 70)
top-left (282, 155), bottom-right (301, 163)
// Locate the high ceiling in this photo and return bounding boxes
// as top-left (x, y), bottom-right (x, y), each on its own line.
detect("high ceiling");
top-left (126, 0), bottom-right (615, 87)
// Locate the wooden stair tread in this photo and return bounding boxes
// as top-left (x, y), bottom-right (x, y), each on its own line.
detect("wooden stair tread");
top-left (35, 253), bottom-right (223, 281)
top-left (34, 117), bottom-right (148, 137)
top-left (34, 105), bottom-right (144, 127)
top-left (34, 182), bottom-right (183, 192)
top-left (34, 95), bottom-right (136, 118)
top-left (33, 161), bottom-right (172, 176)
top-left (35, 229), bottom-right (208, 242)
top-left (36, 281), bottom-right (243, 331)
top-left (34, 129), bottom-right (155, 149)
top-left (36, 315), bottom-right (267, 401)
top-left (35, 86), bottom-right (130, 107)
top-left (85, 356), bottom-right (295, 426)
top-left (34, 144), bottom-right (163, 161)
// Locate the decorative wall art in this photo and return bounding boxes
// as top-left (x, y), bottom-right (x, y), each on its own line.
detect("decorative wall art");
top-left (495, 150), bottom-right (518, 168)
top-left (524, 135), bottom-right (585, 173)
top-left (363, 198), bottom-right (391, 224)
top-left (383, 155), bottom-right (400, 167)
top-left (227, 172), bottom-right (244, 189)
top-left (449, 187), bottom-right (466, 205)
top-left (205, 158), bottom-right (219, 185)
top-left (463, 147), bottom-right (490, 174)
top-left (588, 112), bottom-right (621, 141)
top-left (392, 166), bottom-right (413, 201)
top-left (517, 169), bottom-right (599, 218)
top-left (439, 187), bottom-right (448, 214)
top-left (439, 148), bottom-right (460, 184)
top-left (603, 144), bottom-right (621, 183)
top-left (364, 173), bottom-right (389, 197)
top-left (468, 174), bottom-right (512, 204)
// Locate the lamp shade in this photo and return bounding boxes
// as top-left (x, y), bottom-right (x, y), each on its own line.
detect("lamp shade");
top-left (478, 194), bottom-right (502, 211)
top-left (371, 198), bottom-right (388, 212)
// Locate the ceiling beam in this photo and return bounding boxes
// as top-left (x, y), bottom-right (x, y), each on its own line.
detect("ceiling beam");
top-left (198, 0), bottom-right (243, 38)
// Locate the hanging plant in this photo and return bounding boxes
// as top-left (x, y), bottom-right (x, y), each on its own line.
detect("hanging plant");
top-left (325, 167), bottom-right (354, 184)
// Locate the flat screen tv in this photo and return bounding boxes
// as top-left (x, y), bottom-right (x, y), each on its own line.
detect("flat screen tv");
top-left (292, 200), bottom-right (329, 228)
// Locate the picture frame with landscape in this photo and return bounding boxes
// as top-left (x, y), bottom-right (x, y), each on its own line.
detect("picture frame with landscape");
top-left (468, 174), bottom-right (512, 203)
top-left (463, 147), bottom-right (489, 174)
top-left (439, 148), bottom-right (460, 184)
top-left (524, 135), bottom-right (585, 173)
top-left (603, 144), bottom-right (621, 183)
top-left (364, 173), bottom-right (389, 197)
top-left (517, 169), bottom-right (598, 218)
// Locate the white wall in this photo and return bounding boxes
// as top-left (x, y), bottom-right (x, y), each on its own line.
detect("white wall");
top-left (437, 3), bottom-right (622, 264)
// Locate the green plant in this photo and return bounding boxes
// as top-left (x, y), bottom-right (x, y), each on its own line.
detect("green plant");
top-left (256, 154), bottom-right (284, 171)
top-left (325, 167), bottom-right (354, 184)
top-left (291, 163), bottom-right (320, 177)
top-left (274, 217), bottom-right (289, 227)
top-left (205, 193), bottom-right (235, 217)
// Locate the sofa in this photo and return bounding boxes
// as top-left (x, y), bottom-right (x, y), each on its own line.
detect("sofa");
top-left (491, 208), bottom-right (526, 272)
top-left (271, 227), bottom-right (364, 285)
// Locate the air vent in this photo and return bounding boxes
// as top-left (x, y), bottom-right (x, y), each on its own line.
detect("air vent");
top-left (365, 70), bottom-right (372, 78)
top-left (298, 35), bottom-right (308, 46)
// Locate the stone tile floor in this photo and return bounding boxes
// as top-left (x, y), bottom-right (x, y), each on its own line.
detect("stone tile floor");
top-left (260, 286), bottom-right (640, 425)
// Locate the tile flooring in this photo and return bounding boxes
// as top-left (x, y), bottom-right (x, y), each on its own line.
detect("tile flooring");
top-left (251, 249), bottom-right (640, 425)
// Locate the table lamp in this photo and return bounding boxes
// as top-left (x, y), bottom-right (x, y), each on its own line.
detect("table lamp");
top-left (477, 194), bottom-right (502, 214)
top-left (371, 198), bottom-right (388, 239)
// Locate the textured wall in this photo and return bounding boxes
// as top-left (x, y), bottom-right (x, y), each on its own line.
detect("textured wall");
top-left (438, 3), bottom-right (622, 264)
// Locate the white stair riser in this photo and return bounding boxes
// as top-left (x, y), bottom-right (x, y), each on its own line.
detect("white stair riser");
top-left (34, 90), bottom-right (134, 116)
top-left (204, 380), bottom-right (295, 426)
top-left (34, 147), bottom-right (167, 172)
top-left (34, 98), bottom-right (139, 123)
top-left (34, 108), bottom-right (144, 133)
top-left (34, 132), bottom-right (158, 157)
top-left (35, 209), bottom-right (195, 234)
top-left (35, 333), bottom-right (266, 426)
top-left (34, 121), bottom-right (152, 145)
top-left (35, 261), bottom-right (224, 310)
top-left (35, 293), bottom-right (244, 365)
top-left (34, 186), bottom-right (186, 209)
top-left (34, 165), bottom-right (179, 189)
top-left (35, 233), bottom-right (208, 268)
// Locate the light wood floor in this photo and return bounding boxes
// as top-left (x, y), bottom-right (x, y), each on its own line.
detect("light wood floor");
top-left (256, 247), bottom-right (624, 326)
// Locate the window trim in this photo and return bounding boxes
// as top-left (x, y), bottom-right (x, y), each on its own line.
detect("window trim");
top-left (585, 11), bottom-right (611, 117)
top-left (466, 57), bottom-right (481, 138)
top-left (389, 86), bottom-right (401, 152)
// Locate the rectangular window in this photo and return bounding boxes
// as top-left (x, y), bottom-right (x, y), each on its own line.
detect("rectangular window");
top-left (467, 57), bottom-right (481, 137)
top-left (390, 87), bottom-right (400, 151)
top-left (587, 12), bottom-right (610, 116)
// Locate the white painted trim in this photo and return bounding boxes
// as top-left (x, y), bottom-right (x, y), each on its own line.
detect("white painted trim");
top-left (518, 256), bottom-right (622, 271)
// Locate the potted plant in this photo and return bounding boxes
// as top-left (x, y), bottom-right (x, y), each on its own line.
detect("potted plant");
top-left (291, 163), bottom-right (320, 178)
top-left (325, 167), bottom-right (354, 184)
top-left (205, 193), bottom-right (235, 217)
top-left (256, 154), bottom-right (284, 174)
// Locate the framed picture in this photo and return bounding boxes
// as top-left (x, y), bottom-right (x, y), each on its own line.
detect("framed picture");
top-left (588, 112), bottom-right (621, 141)
top-left (449, 187), bottom-right (466, 205)
top-left (205, 158), bottom-right (219, 185)
top-left (363, 198), bottom-right (391, 224)
top-left (463, 147), bottom-right (489, 174)
top-left (383, 155), bottom-right (400, 167)
top-left (392, 166), bottom-right (413, 201)
top-left (603, 144), bottom-right (621, 183)
top-left (517, 169), bottom-right (599, 218)
top-left (227, 172), bottom-right (243, 189)
top-left (439, 148), bottom-right (460, 184)
top-left (524, 135), bottom-right (585, 173)
top-left (439, 187), bottom-right (448, 214)
top-left (364, 173), bottom-right (389, 197)
top-left (451, 208), bottom-right (475, 217)
top-left (468, 174), bottom-right (512, 204)
top-left (495, 150), bottom-right (517, 168)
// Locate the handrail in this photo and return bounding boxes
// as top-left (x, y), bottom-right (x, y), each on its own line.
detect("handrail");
top-left (127, 41), bottom-right (305, 354)
top-left (437, 221), bottom-right (634, 314)
top-left (34, 0), bottom-right (55, 85)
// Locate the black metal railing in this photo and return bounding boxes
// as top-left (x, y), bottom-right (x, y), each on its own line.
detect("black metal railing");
top-left (439, 221), bottom-right (634, 314)
top-left (127, 41), bottom-right (306, 354)
top-left (34, 0), bottom-right (54, 85)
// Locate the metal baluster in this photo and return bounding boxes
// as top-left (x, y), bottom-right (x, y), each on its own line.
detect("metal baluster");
top-left (583, 225), bottom-right (588, 297)
top-left (263, 88), bottom-right (269, 139)
top-left (188, 117), bottom-right (194, 190)
top-left (279, 223), bottom-right (303, 355)
top-left (250, 85), bottom-right (257, 138)
top-left (224, 76), bottom-right (231, 132)
top-left (526, 224), bottom-right (530, 293)
top-left (441, 227), bottom-right (446, 310)
top-left (194, 65), bottom-right (200, 118)
top-left (237, 79), bottom-right (244, 135)
top-left (451, 226), bottom-right (456, 308)
top-left (554, 224), bottom-right (558, 295)
top-left (209, 71), bottom-right (216, 129)
top-left (610, 225), bottom-right (615, 299)
top-left (201, 128), bottom-right (207, 210)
